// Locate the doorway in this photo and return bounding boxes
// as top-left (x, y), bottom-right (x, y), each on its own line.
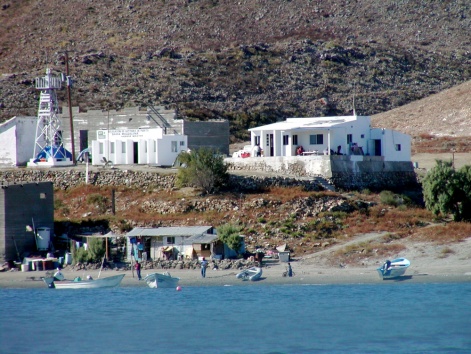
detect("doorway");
top-left (133, 142), bottom-right (138, 163)
top-left (374, 139), bottom-right (382, 156)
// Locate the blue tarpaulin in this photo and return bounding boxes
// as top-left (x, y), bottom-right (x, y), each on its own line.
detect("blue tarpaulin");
top-left (33, 145), bottom-right (72, 162)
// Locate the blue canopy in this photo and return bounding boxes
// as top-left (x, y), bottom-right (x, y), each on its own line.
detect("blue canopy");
top-left (33, 145), bottom-right (72, 162)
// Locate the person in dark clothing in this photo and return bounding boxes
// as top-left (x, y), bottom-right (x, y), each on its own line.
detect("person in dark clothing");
top-left (135, 261), bottom-right (142, 280)
top-left (287, 262), bottom-right (293, 277)
top-left (201, 257), bottom-right (208, 278)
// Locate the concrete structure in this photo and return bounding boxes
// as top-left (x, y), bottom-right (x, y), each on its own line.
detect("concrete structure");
top-left (228, 115), bottom-right (416, 191)
top-left (125, 226), bottom-right (215, 261)
top-left (248, 115), bottom-right (410, 161)
top-left (27, 68), bottom-right (73, 167)
top-left (0, 182), bottom-right (54, 263)
top-left (61, 106), bottom-right (230, 158)
top-left (91, 128), bottom-right (187, 166)
top-left (0, 105), bottom-right (230, 166)
top-left (0, 117), bottom-right (37, 166)
top-left (183, 120), bottom-right (230, 156)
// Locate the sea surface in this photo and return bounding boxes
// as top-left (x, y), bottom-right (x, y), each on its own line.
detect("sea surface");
top-left (1, 282), bottom-right (470, 354)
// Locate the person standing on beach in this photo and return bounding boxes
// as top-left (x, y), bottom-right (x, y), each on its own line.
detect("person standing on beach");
top-left (135, 261), bottom-right (142, 280)
top-left (287, 262), bottom-right (293, 277)
top-left (201, 257), bottom-right (208, 278)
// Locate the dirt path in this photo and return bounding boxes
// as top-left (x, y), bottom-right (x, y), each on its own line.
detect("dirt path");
top-left (299, 232), bottom-right (389, 265)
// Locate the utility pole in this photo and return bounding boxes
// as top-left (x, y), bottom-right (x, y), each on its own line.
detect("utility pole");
top-left (64, 51), bottom-right (76, 164)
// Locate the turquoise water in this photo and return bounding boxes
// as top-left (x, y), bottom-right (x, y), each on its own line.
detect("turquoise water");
top-left (1, 283), bottom-right (470, 354)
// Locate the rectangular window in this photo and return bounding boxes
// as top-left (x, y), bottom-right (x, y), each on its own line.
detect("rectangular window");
top-left (309, 134), bottom-right (324, 145)
top-left (122, 142), bottom-right (126, 153)
top-left (167, 237), bottom-right (175, 244)
top-left (171, 141), bottom-right (178, 152)
top-left (361, 134), bottom-right (365, 139)
top-left (395, 144), bottom-right (401, 151)
top-left (180, 141), bottom-right (185, 146)
top-left (283, 135), bottom-right (289, 145)
top-left (99, 142), bottom-right (103, 154)
top-left (292, 135), bottom-right (298, 145)
top-left (110, 142), bottom-right (115, 154)
top-left (347, 134), bottom-right (353, 144)
top-left (254, 136), bottom-right (261, 146)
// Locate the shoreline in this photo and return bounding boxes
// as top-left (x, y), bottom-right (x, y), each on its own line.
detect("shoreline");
top-left (2, 262), bottom-right (471, 289)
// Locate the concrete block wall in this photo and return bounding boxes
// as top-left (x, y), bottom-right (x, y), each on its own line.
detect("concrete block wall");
top-left (183, 120), bottom-right (230, 156)
top-left (0, 182), bottom-right (54, 262)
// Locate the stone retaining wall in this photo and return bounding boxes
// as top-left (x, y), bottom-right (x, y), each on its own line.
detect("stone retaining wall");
top-left (0, 164), bottom-right (419, 192)
top-left (0, 169), bottom-right (324, 192)
top-left (227, 156), bottom-right (420, 191)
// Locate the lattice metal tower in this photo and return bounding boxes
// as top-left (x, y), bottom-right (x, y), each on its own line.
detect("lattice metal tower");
top-left (28, 68), bottom-right (73, 166)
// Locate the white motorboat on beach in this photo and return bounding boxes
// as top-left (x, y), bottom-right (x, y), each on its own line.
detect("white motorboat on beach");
top-left (144, 272), bottom-right (180, 288)
top-left (236, 267), bottom-right (262, 281)
top-left (377, 258), bottom-right (411, 279)
top-left (42, 273), bottom-right (125, 289)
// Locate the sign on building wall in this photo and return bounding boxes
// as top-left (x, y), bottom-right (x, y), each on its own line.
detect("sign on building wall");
top-left (97, 129), bottom-right (158, 140)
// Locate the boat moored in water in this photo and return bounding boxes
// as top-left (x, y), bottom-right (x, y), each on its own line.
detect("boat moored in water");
top-left (144, 272), bottom-right (180, 288)
top-left (42, 273), bottom-right (125, 289)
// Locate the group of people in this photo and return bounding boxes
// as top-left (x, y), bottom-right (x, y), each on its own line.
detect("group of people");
top-left (252, 144), bottom-right (262, 157)
top-left (296, 146), bottom-right (305, 155)
top-left (133, 257), bottom-right (294, 281)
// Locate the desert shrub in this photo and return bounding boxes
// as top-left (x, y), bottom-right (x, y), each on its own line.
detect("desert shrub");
top-left (217, 223), bottom-right (243, 255)
top-left (87, 193), bottom-right (109, 214)
top-left (423, 160), bottom-right (471, 221)
top-left (379, 190), bottom-right (399, 206)
top-left (73, 247), bottom-right (89, 264)
top-left (176, 148), bottom-right (229, 194)
top-left (439, 247), bottom-right (455, 258)
top-left (54, 199), bottom-right (64, 210)
top-left (70, 237), bottom-right (105, 264)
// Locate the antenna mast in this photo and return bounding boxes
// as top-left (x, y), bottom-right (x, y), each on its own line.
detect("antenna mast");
top-left (27, 68), bottom-right (73, 167)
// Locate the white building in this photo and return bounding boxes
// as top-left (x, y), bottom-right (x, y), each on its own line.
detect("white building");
top-left (0, 117), bottom-right (37, 166)
top-left (125, 226), bottom-right (215, 261)
top-left (248, 115), bottom-right (411, 162)
top-left (91, 128), bottom-right (188, 166)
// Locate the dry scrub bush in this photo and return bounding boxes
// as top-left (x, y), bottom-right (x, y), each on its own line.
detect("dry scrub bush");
top-left (331, 241), bottom-right (406, 266)
top-left (410, 222), bottom-right (471, 244)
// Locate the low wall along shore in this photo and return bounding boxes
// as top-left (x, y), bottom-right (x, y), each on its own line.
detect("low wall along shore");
top-left (0, 157), bottom-right (420, 192)
top-left (0, 168), bottom-right (324, 192)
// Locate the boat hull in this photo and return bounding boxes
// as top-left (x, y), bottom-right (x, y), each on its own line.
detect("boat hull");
top-left (236, 267), bottom-right (262, 281)
top-left (144, 272), bottom-right (180, 288)
top-left (377, 258), bottom-right (410, 279)
top-left (44, 274), bottom-right (125, 289)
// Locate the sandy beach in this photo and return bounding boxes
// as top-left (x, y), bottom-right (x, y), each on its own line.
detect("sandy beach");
top-left (1, 255), bottom-right (470, 289)
top-left (2, 229), bottom-right (470, 289)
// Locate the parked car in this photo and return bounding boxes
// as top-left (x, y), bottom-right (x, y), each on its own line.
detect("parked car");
top-left (232, 145), bottom-right (253, 158)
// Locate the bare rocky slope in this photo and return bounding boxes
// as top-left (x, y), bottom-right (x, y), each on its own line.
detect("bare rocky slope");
top-left (1, 0), bottom-right (470, 141)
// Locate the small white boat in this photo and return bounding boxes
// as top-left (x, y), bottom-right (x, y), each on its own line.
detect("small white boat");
top-left (144, 272), bottom-right (180, 289)
top-left (377, 258), bottom-right (411, 279)
top-left (42, 273), bottom-right (125, 289)
top-left (236, 267), bottom-right (262, 281)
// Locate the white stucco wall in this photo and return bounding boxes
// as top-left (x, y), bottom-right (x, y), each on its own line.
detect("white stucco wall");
top-left (249, 116), bottom-right (410, 162)
top-left (0, 117), bottom-right (37, 166)
top-left (371, 128), bottom-right (411, 161)
top-left (91, 128), bottom-right (187, 166)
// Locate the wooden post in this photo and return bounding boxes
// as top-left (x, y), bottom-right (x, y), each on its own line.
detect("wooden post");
top-left (105, 236), bottom-right (109, 260)
top-left (64, 51), bottom-right (76, 164)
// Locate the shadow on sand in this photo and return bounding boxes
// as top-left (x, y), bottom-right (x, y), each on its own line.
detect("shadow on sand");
top-left (382, 275), bottom-right (414, 282)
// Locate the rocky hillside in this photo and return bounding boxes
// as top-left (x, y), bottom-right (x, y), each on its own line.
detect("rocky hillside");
top-left (1, 0), bottom-right (470, 141)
